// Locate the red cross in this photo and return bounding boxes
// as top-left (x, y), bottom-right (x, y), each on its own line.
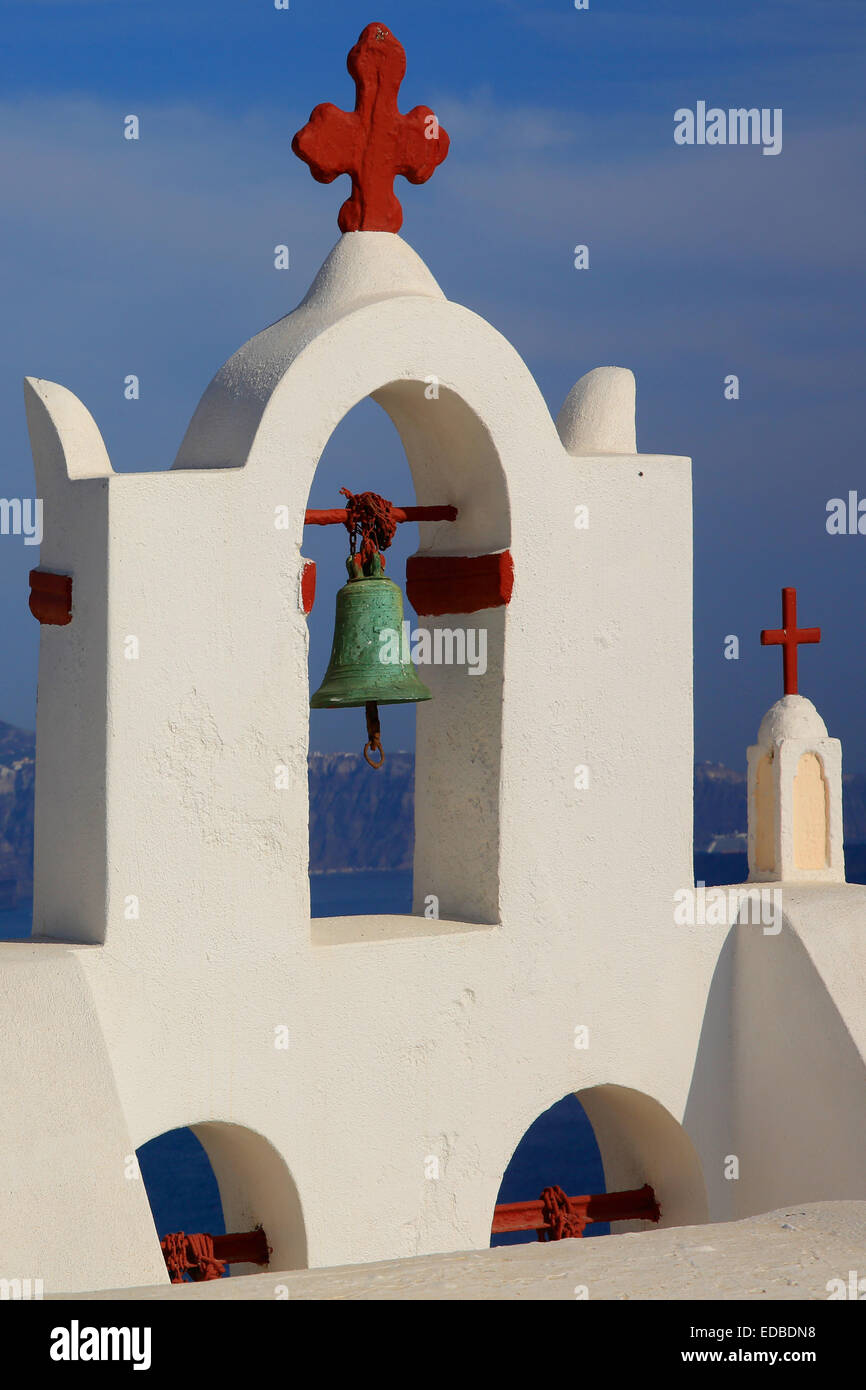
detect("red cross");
top-left (291, 22), bottom-right (450, 233)
top-left (760, 587), bottom-right (821, 695)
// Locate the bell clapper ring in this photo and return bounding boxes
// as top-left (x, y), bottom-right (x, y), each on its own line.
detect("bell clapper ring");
top-left (364, 700), bottom-right (385, 770)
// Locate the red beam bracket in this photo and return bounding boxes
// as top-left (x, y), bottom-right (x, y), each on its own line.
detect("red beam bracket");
top-left (301, 560), bottom-right (317, 615)
top-left (29, 569), bottom-right (72, 626)
top-left (407, 551), bottom-right (514, 617)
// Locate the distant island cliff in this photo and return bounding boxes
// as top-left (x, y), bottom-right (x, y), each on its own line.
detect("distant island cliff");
top-left (308, 751), bottom-right (415, 872)
top-left (0, 732), bottom-right (416, 896)
top-left (4, 721), bottom-right (866, 898)
top-left (0, 722), bottom-right (34, 906)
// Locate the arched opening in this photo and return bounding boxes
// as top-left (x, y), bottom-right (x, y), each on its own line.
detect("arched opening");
top-left (137, 1127), bottom-right (224, 1248)
top-left (493, 1086), bottom-right (708, 1244)
top-left (137, 1122), bottom-right (307, 1279)
top-left (304, 377), bottom-right (510, 929)
top-left (306, 398), bottom-right (420, 919)
top-left (577, 1085), bottom-right (708, 1231)
top-left (491, 1095), bottom-right (609, 1246)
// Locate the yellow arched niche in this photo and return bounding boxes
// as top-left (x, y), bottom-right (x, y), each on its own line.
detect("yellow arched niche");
top-left (793, 752), bottom-right (829, 870)
top-left (754, 752), bottom-right (775, 873)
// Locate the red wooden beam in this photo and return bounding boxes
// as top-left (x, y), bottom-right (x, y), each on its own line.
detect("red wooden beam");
top-left (211, 1229), bottom-right (271, 1266)
top-left (305, 505), bottom-right (457, 526)
top-left (492, 1184), bottom-right (660, 1236)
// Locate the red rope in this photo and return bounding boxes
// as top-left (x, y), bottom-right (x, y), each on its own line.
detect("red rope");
top-left (160, 1231), bottom-right (227, 1283)
top-left (538, 1185), bottom-right (586, 1241)
top-left (186, 1232), bottom-right (227, 1282)
top-left (160, 1231), bottom-right (189, 1283)
top-left (339, 488), bottom-right (397, 570)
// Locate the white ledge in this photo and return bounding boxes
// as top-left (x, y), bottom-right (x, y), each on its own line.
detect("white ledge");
top-left (311, 913), bottom-right (497, 946)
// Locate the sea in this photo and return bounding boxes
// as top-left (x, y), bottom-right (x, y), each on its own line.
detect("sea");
top-left (6, 851), bottom-right (866, 1257)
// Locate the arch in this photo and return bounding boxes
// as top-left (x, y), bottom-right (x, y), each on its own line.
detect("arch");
top-left (492, 1093), bottom-right (608, 1245)
top-left (136, 1126), bottom-right (224, 1241)
top-left (172, 234), bottom-right (561, 509)
top-left (167, 249), bottom-right (563, 931)
top-left (191, 1122), bottom-right (308, 1272)
top-left (245, 301), bottom-right (529, 555)
top-left (162, 247), bottom-right (569, 935)
top-left (306, 397), bottom-right (418, 911)
top-left (138, 1122), bottom-right (307, 1275)
top-left (370, 379), bottom-right (510, 556)
top-left (494, 1085), bottom-right (708, 1241)
top-left (268, 308), bottom-right (543, 925)
top-left (576, 1084), bottom-right (708, 1230)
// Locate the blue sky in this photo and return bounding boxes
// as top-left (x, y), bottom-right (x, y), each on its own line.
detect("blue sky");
top-left (0, 0), bottom-right (864, 766)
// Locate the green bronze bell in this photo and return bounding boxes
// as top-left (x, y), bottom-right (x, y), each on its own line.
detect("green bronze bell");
top-left (311, 552), bottom-right (431, 766)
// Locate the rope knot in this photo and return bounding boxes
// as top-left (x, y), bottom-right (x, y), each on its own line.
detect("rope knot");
top-left (159, 1230), bottom-right (227, 1283)
top-left (339, 488), bottom-right (397, 572)
top-left (538, 1185), bottom-right (585, 1241)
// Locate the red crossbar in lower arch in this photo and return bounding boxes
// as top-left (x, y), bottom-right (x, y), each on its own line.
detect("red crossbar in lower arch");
top-left (491, 1184), bottom-right (661, 1237)
top-left (160, 1227), bottom-right (271, 1282)
top-left (210, 1229), bottom-right (271, 1265)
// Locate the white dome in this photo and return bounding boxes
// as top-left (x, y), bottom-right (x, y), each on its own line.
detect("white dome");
top-left (297, 230), bottom-right (444, 317)
top-left (556, 366), bottom-right (637, 455)
top-left (756, 695), bottom-right (828, 747)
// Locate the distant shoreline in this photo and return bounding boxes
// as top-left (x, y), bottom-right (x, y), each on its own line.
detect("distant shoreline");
top-left (309, 866), bottom-right (412, 877)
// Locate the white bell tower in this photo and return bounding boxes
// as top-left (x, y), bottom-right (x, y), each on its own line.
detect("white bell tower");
top-left (748, 588), bottom-right (844, 883)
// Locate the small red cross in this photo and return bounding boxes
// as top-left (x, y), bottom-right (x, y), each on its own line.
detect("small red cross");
top-left (760, 587), bottom-right (821, 695)
top-left (291, 22), bottom-right (450, 233)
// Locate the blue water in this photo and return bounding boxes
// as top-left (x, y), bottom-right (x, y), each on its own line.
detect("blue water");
top-left (693, 852), bottom-right (748, 888)
top-left (311, 868), bottom-right (412, 915)
top-left (0, 899), bottom-right (33, 939)
top-left (8, 848), bottom-right (866, 940)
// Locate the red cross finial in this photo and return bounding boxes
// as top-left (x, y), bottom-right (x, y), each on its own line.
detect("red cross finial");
top-left (291, 22), bottom-right (450, 233)
top-left (760, 587), bottom-right (821, 696)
